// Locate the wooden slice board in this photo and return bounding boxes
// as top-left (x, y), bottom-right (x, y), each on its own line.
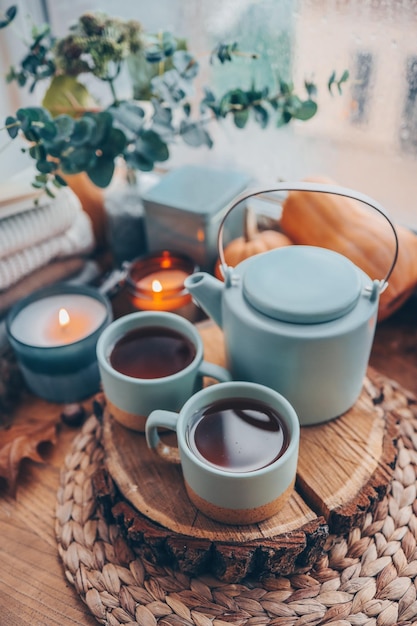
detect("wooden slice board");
top-left (97, 322), bottom-right (399, 582)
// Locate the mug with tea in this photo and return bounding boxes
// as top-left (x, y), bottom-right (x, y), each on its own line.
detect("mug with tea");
top-left (96, 311), bottom-right (231, 431)
top-left (146, 381), bottom-right (300, 525)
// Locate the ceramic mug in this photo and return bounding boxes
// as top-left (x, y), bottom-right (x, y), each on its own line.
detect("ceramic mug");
top-left (146, 381), bottom-right (300, 525)
top-left (96, 311), bottom-right (231, 431)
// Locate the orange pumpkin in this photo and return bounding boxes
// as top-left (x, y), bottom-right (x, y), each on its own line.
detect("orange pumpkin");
top-left (280, 176), bottom-right (417, 321)
top-left (215, 206), bottom-right (292, 280)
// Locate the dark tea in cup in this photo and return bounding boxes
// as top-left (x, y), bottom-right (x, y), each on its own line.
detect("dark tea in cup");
top-left (187, 397), bottom-right (290, 473)
top-left (96, 311), bottom-right (231, 431)
top-left (110, 325), bottom-right (197, 379)
top-left (146, 381), bottom-right (300, 524)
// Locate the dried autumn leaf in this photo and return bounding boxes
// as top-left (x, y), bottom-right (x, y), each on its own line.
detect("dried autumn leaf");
top-left (0, 419), bottom-right (58, 496)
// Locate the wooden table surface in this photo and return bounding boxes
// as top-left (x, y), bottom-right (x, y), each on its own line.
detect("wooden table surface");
top-left (2, 295), bottom-right (417, 626)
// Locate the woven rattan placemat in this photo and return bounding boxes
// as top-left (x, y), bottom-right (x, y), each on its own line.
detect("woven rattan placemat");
top-left (56, 374), bottom-right (417, 626)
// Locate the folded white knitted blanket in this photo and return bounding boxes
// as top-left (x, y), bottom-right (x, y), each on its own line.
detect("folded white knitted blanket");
top-left (0, 187), bottom-right (80, 260)
top-left (0, 188), bottom-right (94, 291)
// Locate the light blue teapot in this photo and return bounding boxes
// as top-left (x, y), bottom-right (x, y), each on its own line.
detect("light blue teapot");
top-left (184, 182), bottom-right (398, 426)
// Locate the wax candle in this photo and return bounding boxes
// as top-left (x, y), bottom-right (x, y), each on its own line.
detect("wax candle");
top-left (6, 284), bottom-right (113, 403)
top-left (10, 293), bottom-right (108, 347)
top-left (126, 251), bottom-right (197, 313)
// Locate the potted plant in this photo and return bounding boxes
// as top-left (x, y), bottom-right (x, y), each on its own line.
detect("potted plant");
top-left (1, 5), bottom-right (349, 191)
top-left (0, 6), bottom-right (348, 258)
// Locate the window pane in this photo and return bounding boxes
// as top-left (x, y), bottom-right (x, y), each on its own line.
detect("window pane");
top-left (1, 0), bottom-right (416, 227)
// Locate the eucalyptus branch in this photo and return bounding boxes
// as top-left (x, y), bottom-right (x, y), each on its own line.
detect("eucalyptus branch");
top-left (207, 42), bottom-right (261, 65)
top-left (1, 6), bottom-right (349, 190)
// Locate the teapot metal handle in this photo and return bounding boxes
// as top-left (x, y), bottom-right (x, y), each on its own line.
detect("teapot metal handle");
top-left (217, 181), bottom-right (399, 292)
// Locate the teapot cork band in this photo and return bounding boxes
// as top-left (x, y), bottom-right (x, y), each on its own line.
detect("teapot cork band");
top-left (217, 182), bottom-right (399, 293)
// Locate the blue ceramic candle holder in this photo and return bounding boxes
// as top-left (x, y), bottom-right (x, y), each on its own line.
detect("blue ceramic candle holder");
top-left (6, 283), bottom-right (113, 403)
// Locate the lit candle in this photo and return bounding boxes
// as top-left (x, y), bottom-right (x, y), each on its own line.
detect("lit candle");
top-left (126, 251), bottom-right (197, 313)
top-left (10, 293), bottom-right (108, 347)
top-left (6, 284), bottom-right (112, 403)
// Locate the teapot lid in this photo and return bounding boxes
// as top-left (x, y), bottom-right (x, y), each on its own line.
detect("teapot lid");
top-left (242, 246), bottom-right (362, 323)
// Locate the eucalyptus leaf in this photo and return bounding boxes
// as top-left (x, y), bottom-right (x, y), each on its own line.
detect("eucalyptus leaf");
top-left (136, 129), bottom-right (169, 162)
top-left (276, 109), bottom-right (293, 127)
top-left (233, 108), bottom-right (250, 128)
top-left (68, 146), bottom-right (96, 169)
top-left (247, 87), bottom-right (267, 104)
top-left (44, 185), bottom-right (56, 198)
top-left (279, 79), bottom-right (292, 95)
top-left (253, 104), bottom-right (269, 128)
top-left (71, 117), bottom-right (95, 145)
top-left (24, 127), bottom-right (41, 142)
top-left (161, 31), bottom-right (177, 57)
top-left (328, 70), bottom-right (337, 93)
top-left (218, 89), bottom-right (247, 117)
top-left (285, 94), bottom-right (303, 114)
top-left (36, 159), bottom-right (57, 174)
top-left (31, 25), bottom-right (51, 49)
top-left (52, 176), bottom-right (64, 188)
top-left (86, 156), bottom-right (115, 188)
top-left (144, 31), bottom-right (178, 63)
top-left (144, 47), bottom-right (164, 63)
top-left (339, 69), bottom-right (350, 83)
top-left (22, 55), bottom-right (40, 75)
top-left (53, 114), bottom-right (75, 138)
top-left (39, 120), bottom-right (57, 141)
top-left (5, 116), bottom-right (18, 138)
top-left (101, 127), bottom-right (127, 157)
top-left (43, 138), bottom-right (67, 158)
top-left (291, 99), bottom-right (317, 121)
top-left (200, 88), bottom-right (221, 117)
top-left (180, 121), bottom-right (213, 148)
top-left (31, 42), bottom-right (48, 59)
top-left (211, 42), bottom-right (238, 64)
top-left (336, 69), bottom-right (350, 95)
top-left (0, 5), bottom-right (17, 29)
top-left (6, 68), bottom-right (26, 87)
top-left (108, 102), bottom-right (145, 135)
top-left (151, 69), bottom-right (187, 105)
top-left (151, 101), bottom-right (175, 141)
top-left (125, 150), bottom-right (154, 171)
top-left (115, 101), bottom-right (146, 118)
top-left (304, 80), bottom-right (318, 98)
top-left (173, 50), bottom-right (199, 79)
top-left (84, 111), bottom-right (113, 146)
top-left (16, 107), bottom-right (44, 132)
top-left (35, 173), bottom-right (48, 183)
top-left (29, 143), bottom-right (46, 160)
top-left (200, 87), bottom-right (216, 105)
top-left (53, 173), bottom-right (67, 187)
top-left (59, 158), bottom-right (82, 175)
top-left (152, 99), bottom-right (173, 126)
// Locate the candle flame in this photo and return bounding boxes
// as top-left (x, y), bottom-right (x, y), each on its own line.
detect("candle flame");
top-left (152, 279), bottom-right (163, 293)
top-left (160, 250), bottom-right (172, 268)
top-left (58, 307), bottom-right (70, 328)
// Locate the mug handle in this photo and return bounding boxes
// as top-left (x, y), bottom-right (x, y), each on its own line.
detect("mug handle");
top-left (198, 361), bottom-right (232, 382)
top-left (146, 410), bottom-right (181, 464)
